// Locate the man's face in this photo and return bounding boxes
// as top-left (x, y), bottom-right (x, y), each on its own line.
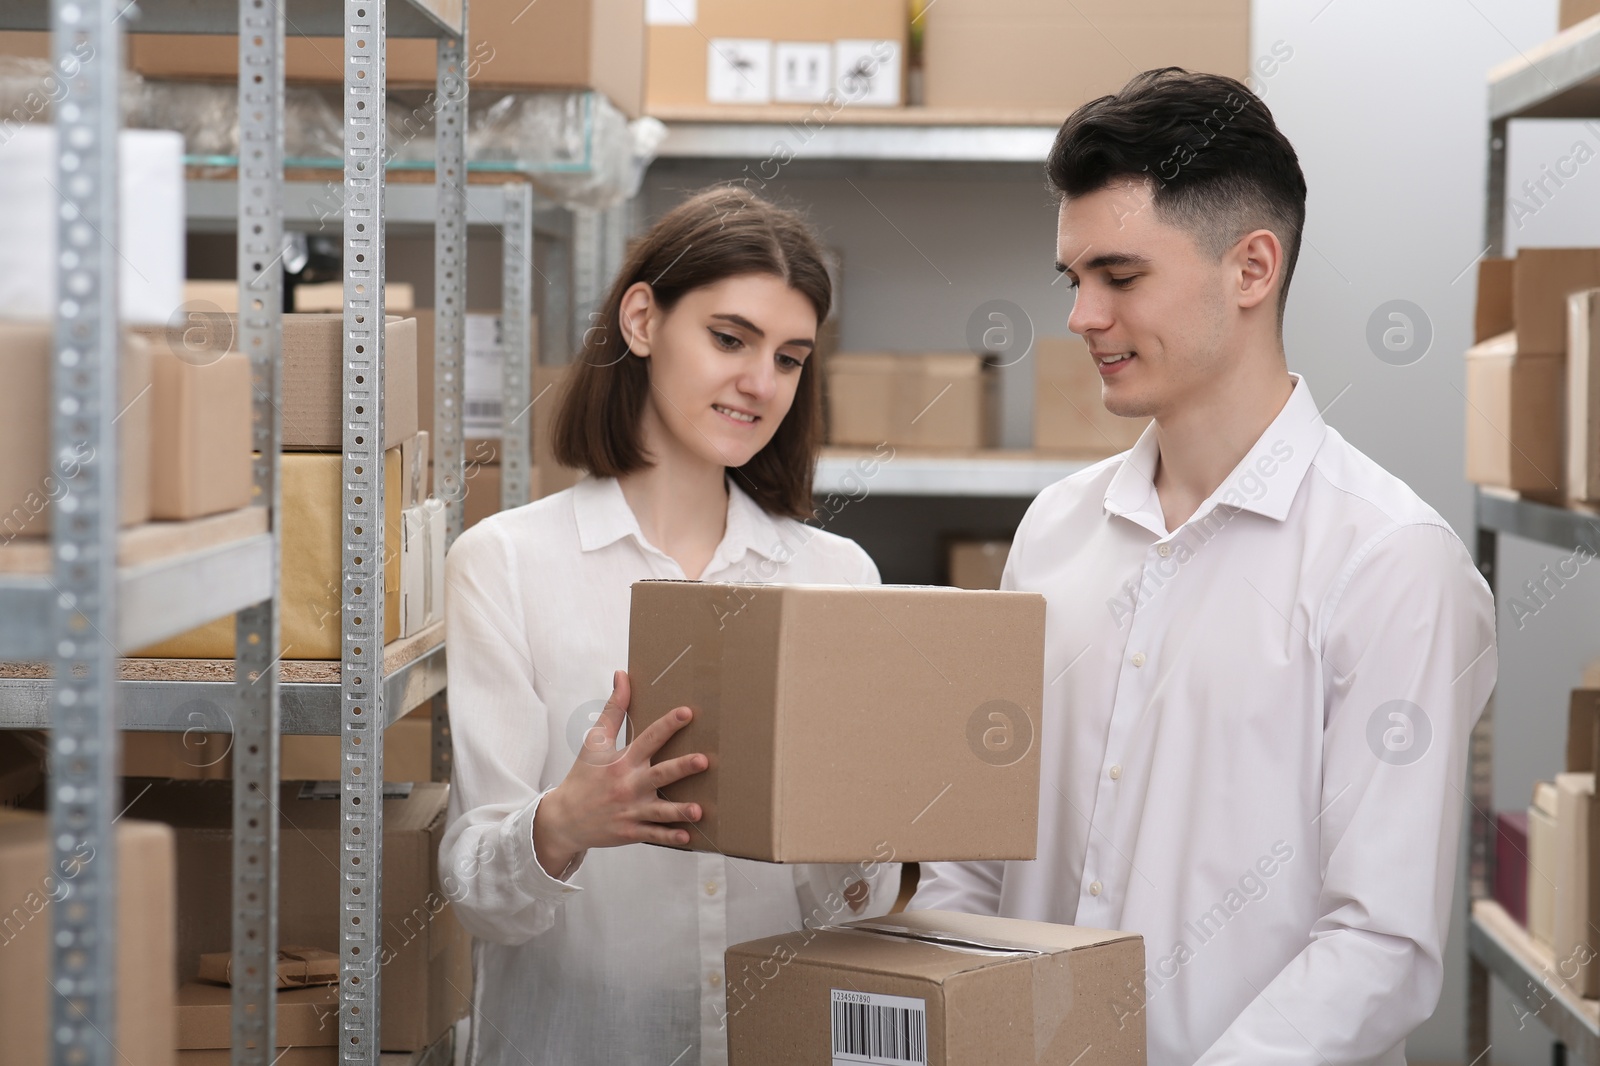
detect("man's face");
top-left (1056, 180), bottom-right (1234, 421)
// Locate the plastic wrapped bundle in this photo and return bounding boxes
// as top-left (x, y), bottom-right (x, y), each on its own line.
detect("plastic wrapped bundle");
top-left (123, 79), bottom-right (343, 163)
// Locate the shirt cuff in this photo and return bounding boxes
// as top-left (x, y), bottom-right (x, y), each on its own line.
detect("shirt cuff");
top-left (513, 787), bottom-right (588, 902)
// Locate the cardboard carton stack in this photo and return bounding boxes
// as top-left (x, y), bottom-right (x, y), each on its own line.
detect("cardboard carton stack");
top-left (826, 352), bottom-right (998, 452)
top-left (127, 0), bottom-right (647, 116)
top-left (1465, 250), bottom-right (1600, 499)
top-left (646, 0), bottom-right (908, 113)
top-left (626, 581), bottom-right (1147, 1060)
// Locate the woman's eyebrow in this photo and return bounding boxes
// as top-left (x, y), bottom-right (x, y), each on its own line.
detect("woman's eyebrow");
top-left (710, 313), bottom-right (764, 336)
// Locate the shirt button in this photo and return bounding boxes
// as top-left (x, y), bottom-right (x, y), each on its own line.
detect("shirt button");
top-left (709, 973), bottom-right (722, 987)
top-left (705, 881), bottom-right (718, 896)
top-left (1089, 880), bottom-right (1103, 896)
top-left (1157, 544), bottom-right (1172, 557)
top-left (1108, 765), bottom-right (1121, 780)
top-left (1131, 652), bottom-right (1146, 667)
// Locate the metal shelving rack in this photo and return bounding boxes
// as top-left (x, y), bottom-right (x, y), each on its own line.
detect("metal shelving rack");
top-left (1466, 16), bottom-right (1600, 1062)
top-left (0, 0), bottom-right (469, 1063)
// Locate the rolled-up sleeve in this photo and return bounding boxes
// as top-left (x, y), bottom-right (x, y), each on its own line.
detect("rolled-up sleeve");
top-left (1195, 521), bottom-right (1497, 1064)
top-left (438, 520), bottom-right (586, 946)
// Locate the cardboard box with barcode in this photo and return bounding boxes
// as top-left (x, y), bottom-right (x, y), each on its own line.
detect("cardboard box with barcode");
top-left (826, 352), bottom-right (999, 452)
top-left (1033, 336), bottom-right (1150, 456)
top-left (1468, 251), bottom-right (1600, 497)
top-left (0, 809), bottom-right (177, 1066)
top-left (627, 581), bottom-right (1045, 863)
top-left (922, 0), bottom-right (1247, 112)
top-left (121, 779), bottom-right (470, 1052)
top-left (128, 440), bottom-right (410, 659)
top-left (177, 980), bottom-right (338, 1066)
top-left (725, 910), bottom-right (1145, 1065)
top-left (0, 321), bottom-right (152, 537)
top-left (129, 0), bottom-right (645, 115)
top-left (647, 0), bottom-right (908, 112)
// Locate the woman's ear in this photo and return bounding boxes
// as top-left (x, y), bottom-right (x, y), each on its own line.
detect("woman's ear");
top-left (617, 281), bottom-right (656, 358)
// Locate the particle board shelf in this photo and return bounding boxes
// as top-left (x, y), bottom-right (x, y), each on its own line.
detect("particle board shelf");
top-left (0, 624), bottom-right (446, 734)
top-left (656, 110), bottom-right (1060, 163)
top-left (1469, 899), bottom-right (1600, 1058)
top-left (1474, 486), bottom-right (1600, 553)
top-left (0, 508), bottom-right (272, 660)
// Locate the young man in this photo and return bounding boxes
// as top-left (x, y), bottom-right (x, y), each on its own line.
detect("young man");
top-left (912, 69), bottom-right (1497, 1065)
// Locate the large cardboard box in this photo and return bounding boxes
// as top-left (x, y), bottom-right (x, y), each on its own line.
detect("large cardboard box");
top-left (948, 539), bottom-right (1010, 590)
top-left (282, 314), bottom-right (419, 452)
top-left (1569, 290), bottom-right (1600, 502)
top-left (0, 321), bottom-right (152, 537)
top-left (1531, 780), bottom-right (1559, 948)
top-left (123, 779), bottom-right (470, 1053)
top-left (176, 981), bottom-right (338, 1066)
top-left (1034, 336), bottom-right (1150, 456)
top-left (129, 444), bottom-right (405, 659)
top-left (922, 0), bottom-right (1248, 112)
top-left (130, 0), bottom-right (645, 115)
top-left (1563, 0), bottom-right (1600, 29)
top-left (1478, 250), bottom-right (1600, 357)
top-left (827, 352), bottom-right (996, 451)
top-left (725, 911), bottom-right (1145, 1065)
top-left (1476, 258), bottom-right (1514, 343)
top-left (627, 582), bottom-right (1045, 863)
top-left (646, 0), bottom-right (908, 112)
top-left (142, 341), bottom-right (254, 520)
top-left (0, 809), bottom-right (177, 1066)
top-left (1464, 332), bottom-right (1564, 497)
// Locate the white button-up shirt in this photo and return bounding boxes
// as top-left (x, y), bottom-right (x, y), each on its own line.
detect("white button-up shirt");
top-left (441, 475), bottom-right (901, 1066)
top-left (913, 373), bottom-right (1497, 1065)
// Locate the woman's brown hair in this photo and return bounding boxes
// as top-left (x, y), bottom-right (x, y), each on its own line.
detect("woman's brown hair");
top-left (551, 185), bottom-right (832, 519)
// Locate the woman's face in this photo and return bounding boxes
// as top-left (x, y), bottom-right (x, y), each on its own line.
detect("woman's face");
top-left (626, 273), bottom-right (819, 470)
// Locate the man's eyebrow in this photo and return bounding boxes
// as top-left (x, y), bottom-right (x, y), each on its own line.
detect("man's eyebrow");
top-left (1055, 252), bottom-right (1153, 275)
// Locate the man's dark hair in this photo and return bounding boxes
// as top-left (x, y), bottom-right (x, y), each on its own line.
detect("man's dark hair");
top-left (1046, 68), bottom-right (1308, 321)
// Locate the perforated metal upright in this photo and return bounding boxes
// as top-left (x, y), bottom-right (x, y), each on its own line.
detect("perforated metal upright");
top-left (46, 0), bottom-right (122, 1062)
top-left (500, 184), bottom-right (533, 511)
top-left (232, 0), bottom-right (287, 1061)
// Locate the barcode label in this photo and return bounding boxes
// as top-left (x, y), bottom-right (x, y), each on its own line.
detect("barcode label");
top-left (830, 990), bottom-right (927, 1066)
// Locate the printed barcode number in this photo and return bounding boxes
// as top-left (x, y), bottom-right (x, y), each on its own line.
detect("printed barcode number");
top-left (830, 990), bottom-right (927, 1066)
top-left (465, 401), bottom-right (502, 418)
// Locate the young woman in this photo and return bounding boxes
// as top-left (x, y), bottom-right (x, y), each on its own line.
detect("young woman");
top-left (439, 186), bottom-right (901, 1066)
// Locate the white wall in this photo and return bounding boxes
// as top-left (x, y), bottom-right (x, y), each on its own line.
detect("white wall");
top-left (643, 2), bottom-right (1595, 1058)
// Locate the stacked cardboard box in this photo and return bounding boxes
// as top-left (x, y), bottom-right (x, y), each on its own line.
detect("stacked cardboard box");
top-left (1526, 688), bottom-right (1600, 995)
top-left (1466, 250), bottom-right (1600, 498)
top-left (123, 779), bottom-right (471, 1053)
top-left (947, 539), bottom-right (1011, 590)
top-left (1033, 336), bottom-right (1149, 456)
top-left (826, 352), bottom-right (997, 452)
top-left (922, 0), bottom-right (1248, 112)
top-left (1567, 289), bottom-right (1600, 502)
top-left (0, 810), bottom-right (177, 1066)
top-left (1529, 780), bottom-right (1558, 948)
top-left (176, 981), bottom-right (338, 1066)
top-left (646, 0), bottom-right (908, 112)
top-left (725, 911), bottom-right (1145, 1064)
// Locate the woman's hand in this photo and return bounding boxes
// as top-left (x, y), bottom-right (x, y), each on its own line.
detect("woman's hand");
top-left (532, 669), bottom-right (707, 879)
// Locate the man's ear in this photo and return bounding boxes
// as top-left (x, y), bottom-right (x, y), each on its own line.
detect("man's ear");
top-left (617, 281), bottom-right (656, 357)
top-left (1232, 228), bottom-right (1283, 313)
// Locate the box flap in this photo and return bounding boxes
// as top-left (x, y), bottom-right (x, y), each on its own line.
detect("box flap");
top-left (1466, 331), bottom-right (1518, 360)
top-left (862, 911), bottom-right (1140, 954)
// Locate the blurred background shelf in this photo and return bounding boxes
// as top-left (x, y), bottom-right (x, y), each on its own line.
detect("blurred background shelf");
top-left (815, 448), bottom-right (1091, 497)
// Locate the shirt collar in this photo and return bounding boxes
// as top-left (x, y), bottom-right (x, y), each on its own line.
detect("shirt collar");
top-left (1104, 372), bottom-right (1326, 526)
top-left (573, 475), bottom-right (790, 565)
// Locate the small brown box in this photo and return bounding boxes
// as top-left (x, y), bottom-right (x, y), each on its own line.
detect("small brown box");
top-left (948, 539), bottom-right (1011, 590)
top-left (142, 343), bottom-right (254, 520)
top-left (196, 946), bottom-right (339, 990)
top-left (281, 314), bottom-right (418, 452)
top-left (0, 321), bottom-right (152, 537)
top-left (725, 910), bottom-right (1146, 1066)
top-left (827, 352), bottom-right (995, 451)
top-left (176, 980), bottom-right (339, 1065)
top-left (1513, 249), bottom-right (1600, 357)
top-left (1033, 335), bottom-right (1149, 455)
top-left (1464, 332), bottom-right (1564, 497)
top-left (627, 581), bottom-right (1045, 863)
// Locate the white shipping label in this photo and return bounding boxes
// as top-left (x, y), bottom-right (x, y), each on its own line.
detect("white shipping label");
top-left (707, 39), bottom-right (773, 104)
top-left (463, 313), bottom-right (504, 438)
top-left (646, 0), bottom-right (695, 24)
top-left (834, 40), bottom-right (902, 108)
top-left (774, 42), bottom-right (832, 103)
top-left (830, 990), bottom-right (928, 1066)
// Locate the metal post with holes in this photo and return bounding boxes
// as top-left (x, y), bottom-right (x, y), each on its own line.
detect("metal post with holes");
top-left (232, 0), bottom-right (286, 1060)
top-left (47, 0), bottom-right (121, 1061)
top-left (341, 0), bottom-right (385, 1060)
top-left (429, 4), bottom-right (469, 788)
top-left (501, 183), bottom-right (532, 511)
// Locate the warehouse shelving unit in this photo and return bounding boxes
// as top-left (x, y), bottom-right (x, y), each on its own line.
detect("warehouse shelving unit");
top-left (0, 0), bottom-right (470, 1063)
top-left (1466, 16), bottom-right (1600, 1061)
